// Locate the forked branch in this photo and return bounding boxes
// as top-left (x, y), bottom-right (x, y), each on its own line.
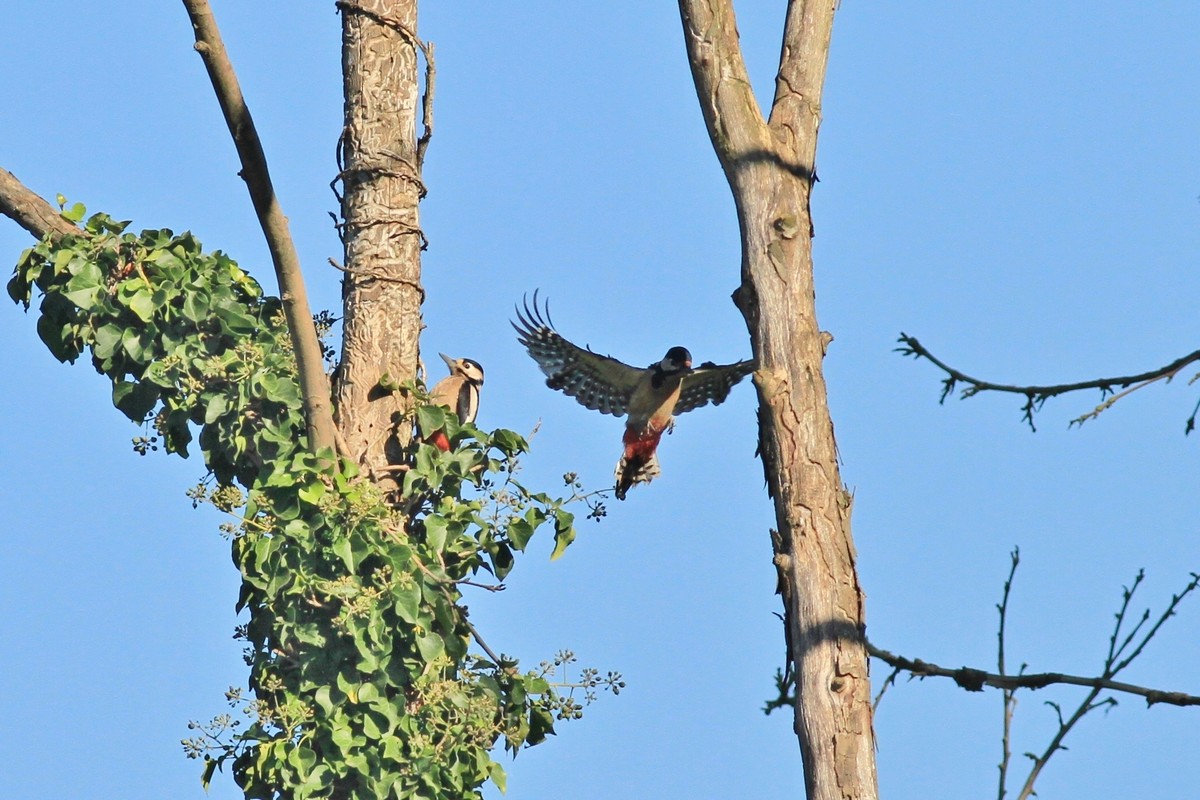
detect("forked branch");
top-left (181, 0), bottom-right (337, 459)
top-left (870, 559), bottom-right (1200, 800)
top-left (896, 333), bottom-right (1200, 431)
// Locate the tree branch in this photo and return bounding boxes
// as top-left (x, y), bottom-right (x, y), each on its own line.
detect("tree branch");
top-left (996, 547), bottom-right (1020, 800)
top-left (867, 642), bottom-right (1200, 707)
top-left (181, 0), bottom-right (337, 461)
top-left (677, 0), bottom-right (769, 168)
top-left (896, 332), bottom-right (1200, 431)
top-left (769, 0), bottom-right (835, 145)
top-left (0, 168), bottom-right (80, 241)
top-left (876, 560), bottom-right (1199, 800)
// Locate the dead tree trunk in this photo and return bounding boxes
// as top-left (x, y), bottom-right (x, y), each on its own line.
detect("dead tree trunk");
top-left (334, 0), bottom-right (427, 479)
top-left (677, 3), bottom-right (878, 799)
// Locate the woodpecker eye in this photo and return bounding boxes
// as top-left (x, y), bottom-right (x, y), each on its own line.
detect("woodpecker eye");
top-left (662, 346), bottom-right (692, 371)
top-left (461, 359), bottom-right (485, 383)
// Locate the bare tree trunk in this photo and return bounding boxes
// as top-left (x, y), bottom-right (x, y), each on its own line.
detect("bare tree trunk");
top-left (334, 0), bottom-right (426, 479)
top-left (678, 2), bottom-right (878, 799)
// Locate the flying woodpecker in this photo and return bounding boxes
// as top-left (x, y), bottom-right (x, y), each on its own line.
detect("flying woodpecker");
top-left (513, 293), bottom-right (755, 499)
top-left (426, 353), bottom-right (484, 451)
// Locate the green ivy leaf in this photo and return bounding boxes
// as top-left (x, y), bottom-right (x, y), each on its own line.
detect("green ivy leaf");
top-left (128, 288), bottom-right (155, 322)
top-left (416, 404), bottom-right (448, 438)
top-left (150, 246), bottom-right (185, 273)
top-left (393, 581), bottom-right (423, 624)
top-left (288, 745), bottom-right (317, 774)
top-left (61, 201), bottom-right (86, 222)
top-left (92, 323), bottom-right (122, 360)
top-left (7, 260), bottom-right (31, 306)
top-left (416, 633), bottom-right (445, 663)
top-left (523, 674), bottom-right (550, 694)
top-left (314, 686), bottom-right (335, 715)
top-left (507, 518), bottom-right (534, 552)
top-left (490, 542), bottom-right (515, 581)
top-left (549, 510), bottom-right (576, 561)
top-left (424, 516), bottom-right (448, 552)
top-left (204, 393), bottom-right (228, 425)
top-left (36, 311), bottom-right (76, 363)
top-left (332, 536), bottom-right (355, 570)
top-left (490, 428), bottom-right (528, 456)
top-left (298, 481), bottom-right (326, 506)
top-left (120, 326), bottom-right (150, 362)
top-left (112, 379), bottom-right (159, 422)
top-left (200, 757), bottom-right (218, 791)
top-left (377, 373), bottom-right (401, 393)
top-left (526, 706), bottom-right (556, 746)
top-left (182, 290), bottom-right (209, 322)
top-left (488, 759), bottom-right (507, 794)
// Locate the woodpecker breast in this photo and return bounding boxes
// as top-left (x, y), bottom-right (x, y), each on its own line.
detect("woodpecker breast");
top-left (429, 353), bottom-right (484, 424)
top-left (626, 366), bottom-right (687, 433)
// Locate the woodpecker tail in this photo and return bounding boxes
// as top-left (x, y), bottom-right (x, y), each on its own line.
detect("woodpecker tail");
top-left (615, 425), bottom-right (667, 499)
top-left (614, 451), bottom-right (661, 500)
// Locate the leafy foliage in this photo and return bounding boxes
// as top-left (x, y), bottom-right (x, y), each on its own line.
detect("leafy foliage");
top-left (9, 206), bottom-right (616, 799)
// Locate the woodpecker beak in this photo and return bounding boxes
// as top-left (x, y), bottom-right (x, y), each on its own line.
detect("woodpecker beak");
top-left (439, 352), bottom-right (457, 371)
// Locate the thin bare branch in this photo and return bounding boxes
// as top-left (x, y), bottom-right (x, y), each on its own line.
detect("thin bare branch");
top-left (873, 563), bottom-right (1200, 798)
top-left (1015, 569), bottom-right (1200, 799)
top-left (871, 665), bottom-right (902, 712)
top-left (867, 643), bottom-right (1200, 707)
top-left (1015, 694), bottom-right (1115, 800)
top-left (896, 332), bottom-right (1200, 431)
top-left (1107, 570), bottom-right (1147, 666)
top-left (1111, 572), bottom-right (1200, 675)
top-left (457, 579), bottom-right (506, 593)
top-left (0, 167), bottom-right (80, 241)
top-left (458, 607), bottom-right (504, 667)
top-left (997, 547), bottom-right (1020, 800)
top-left (181, 0), bottom-right (337, 460)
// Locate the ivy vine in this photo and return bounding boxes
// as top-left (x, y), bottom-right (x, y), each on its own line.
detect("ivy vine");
top-left (9, 203), bottom-right (618, 799)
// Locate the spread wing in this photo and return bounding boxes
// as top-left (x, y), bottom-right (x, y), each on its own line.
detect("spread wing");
top-left (512, 292), bottom-right (644, 417)
top-left (676, 359), bottom-right (756, 414)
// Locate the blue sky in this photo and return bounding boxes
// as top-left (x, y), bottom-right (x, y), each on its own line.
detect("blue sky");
top-left (2, 3), bottom-right (1198, 798)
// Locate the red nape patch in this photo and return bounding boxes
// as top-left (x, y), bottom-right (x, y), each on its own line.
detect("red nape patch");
top-left (428, 431), bottom-right (451, 452)
top-left (621, 426), bottom-right (664, 462)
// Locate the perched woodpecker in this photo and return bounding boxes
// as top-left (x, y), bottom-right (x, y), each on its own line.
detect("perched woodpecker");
top-left (426, 353), bottom-right (484, 451)
top-left (513, 293), bottom-right (755, 499)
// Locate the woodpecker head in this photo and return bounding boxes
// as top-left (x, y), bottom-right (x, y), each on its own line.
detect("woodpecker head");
top-left (658, 346), bottom-right (693, 375)
top-left (440, 353), bottom-right (485, 386)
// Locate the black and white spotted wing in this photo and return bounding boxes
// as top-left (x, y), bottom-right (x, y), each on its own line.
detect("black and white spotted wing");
top-left (675, 359), bottom-right (757, 415)
top-left (512, 292), bottom-right (644, 417)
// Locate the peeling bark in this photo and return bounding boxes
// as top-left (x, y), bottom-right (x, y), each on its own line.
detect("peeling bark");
top-left (334, 0), bottom-right (426, 483)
